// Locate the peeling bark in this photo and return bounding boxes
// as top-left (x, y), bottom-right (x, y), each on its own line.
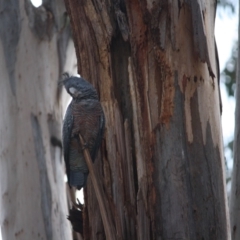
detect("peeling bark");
top-left (64, 0), bottom-right (230, 239)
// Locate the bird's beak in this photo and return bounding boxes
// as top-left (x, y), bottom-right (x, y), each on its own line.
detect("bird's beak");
top-left (58, 72), bottom-right (70, 87)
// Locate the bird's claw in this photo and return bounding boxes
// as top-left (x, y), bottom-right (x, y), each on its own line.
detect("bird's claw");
top-left (76, 198), bottom-right (83, 210)
top-left (81, 143), bottom-right (88, 150)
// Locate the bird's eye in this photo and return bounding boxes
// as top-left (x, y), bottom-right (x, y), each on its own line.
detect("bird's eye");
top-left (69, 87), bottom-right (77, 95)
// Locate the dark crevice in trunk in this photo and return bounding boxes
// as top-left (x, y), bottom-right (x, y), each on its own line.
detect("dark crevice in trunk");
top-left (110, 34), bottom-right (139, 196)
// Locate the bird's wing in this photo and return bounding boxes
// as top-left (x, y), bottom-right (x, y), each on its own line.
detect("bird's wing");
top-left (90, 112), bottom-right (105, 161)
top-left (72, 100), bottom-right (105, 162)
top-left (62, 104), bottom-right (74, 180)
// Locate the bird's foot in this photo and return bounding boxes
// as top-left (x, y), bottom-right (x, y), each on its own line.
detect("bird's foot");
top-left (76, 198), bottom-right (83, 210)
top-left (81, 143), bottom-right (88, 150)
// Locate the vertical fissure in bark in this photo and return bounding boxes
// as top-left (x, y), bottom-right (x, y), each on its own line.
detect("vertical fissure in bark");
top-left (31, 114), bottom-right (53, 240)
top-left (110, 34), bottom-right (138, 196)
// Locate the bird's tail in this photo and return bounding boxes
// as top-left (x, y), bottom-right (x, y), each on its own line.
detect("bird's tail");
top-left (69, 171), bottom-right (88, 190)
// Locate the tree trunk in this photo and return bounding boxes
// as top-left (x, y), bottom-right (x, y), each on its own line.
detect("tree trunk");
top-left (64, 0), bottom-right (230, 239)
top-left (230, 1), bottom-right (240, 239)
top-left (0, 0), bottom-right (73, 239)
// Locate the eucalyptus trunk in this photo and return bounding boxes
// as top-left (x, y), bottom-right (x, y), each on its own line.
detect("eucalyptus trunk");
top-left (0, 0), bottom-right (73, 239)
top-left (64, 0), bottom-right (230, 239)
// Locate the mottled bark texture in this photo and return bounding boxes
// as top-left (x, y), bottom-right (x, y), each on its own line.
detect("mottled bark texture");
top-left (230, 1), bottom-right (240, 239)
top-left (0, 0), bottom-right (74, 239)
top-left (64, 0), bottom-right (230, 239)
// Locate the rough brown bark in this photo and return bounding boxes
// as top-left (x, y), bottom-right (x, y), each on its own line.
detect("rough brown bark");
top-left (64, 0), bottom-right (230, 239)
top-left (230, 1), bottom-right (240, 239)
top-left (0, 0), bottom-right (74, 239)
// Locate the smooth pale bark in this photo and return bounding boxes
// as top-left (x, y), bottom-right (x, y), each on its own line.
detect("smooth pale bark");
top-left (230, 1), bottom-right (240, 239)
top-left (65, 0), bottom-right (230, 239)
top-left (0, 0), bottom-right (74, 239)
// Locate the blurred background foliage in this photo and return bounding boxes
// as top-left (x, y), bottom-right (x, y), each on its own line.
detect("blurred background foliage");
top-left (217, 0), bottom-right (235, 12)
top-left (222, 42), bottom-right (237, 97)
top-left (217, 0), bottom-right (237, 187)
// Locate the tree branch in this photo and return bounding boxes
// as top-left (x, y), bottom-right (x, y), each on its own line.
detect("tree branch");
top-left (79, 134), bottom-right (116, 240)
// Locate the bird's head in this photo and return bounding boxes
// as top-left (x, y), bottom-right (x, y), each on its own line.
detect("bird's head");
top-left (60, 73), bottom-right (98, 100)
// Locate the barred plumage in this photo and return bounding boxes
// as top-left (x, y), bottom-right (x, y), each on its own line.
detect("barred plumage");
top-left (62, 75), bottom-right (105, 190)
